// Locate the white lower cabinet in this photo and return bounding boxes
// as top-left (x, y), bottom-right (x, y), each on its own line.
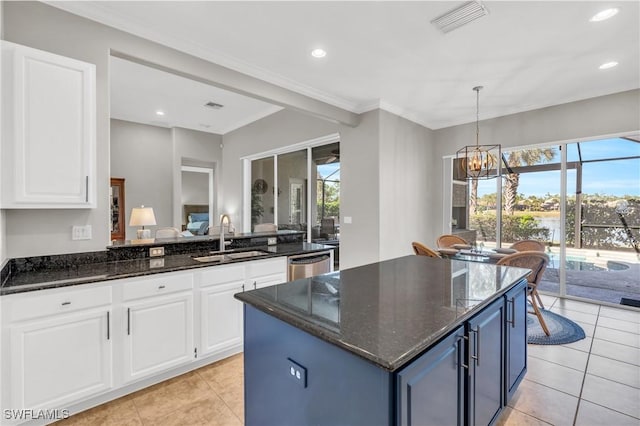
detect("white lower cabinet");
top-left (246, 257), bottom-right (288, 290)
top-left (123, 292), bottom-right (194, 383)
top-left (197, 264), bottom-right (245, 357)
top-left (0, 255), bottom-right (289, 422)
top-left (4, 286), bottom-right (112, 412)
top-left (120, 272), bottom-right (194, 383)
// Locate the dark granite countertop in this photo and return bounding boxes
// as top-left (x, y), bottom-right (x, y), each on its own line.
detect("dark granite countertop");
top-left (1, 242), bottom-right (333, 296)
top-left (108, 230), bottom-right (306, 249)
top-left (235, 255), bottom-right (529, 372)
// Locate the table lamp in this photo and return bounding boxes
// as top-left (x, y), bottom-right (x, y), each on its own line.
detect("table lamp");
top-left (129, 205), bottom-right (156, 239)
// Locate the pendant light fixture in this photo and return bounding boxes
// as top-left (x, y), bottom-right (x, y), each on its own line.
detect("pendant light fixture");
top-left (456, 86), bottom-right (500, 180)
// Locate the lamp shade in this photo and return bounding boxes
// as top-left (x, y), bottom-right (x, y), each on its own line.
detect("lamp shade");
top-left (129, 206), bottom-right (156, 227)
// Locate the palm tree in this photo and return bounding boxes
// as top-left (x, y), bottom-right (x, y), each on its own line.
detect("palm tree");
top-left (503, 148), bottom-right (556, 215)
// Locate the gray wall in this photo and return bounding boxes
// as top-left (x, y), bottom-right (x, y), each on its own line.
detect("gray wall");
top-left (110, 120), bottom-right (223, 240)
top-left (432, 89), bottom-right (640, 241)
top-left (172, 127), bottom-right (222, 229)
top-left (1, 1), bottom-right (354, 258)
top-left (221, 108), bottom-right (339, 227)
top-left (110, 119), bottom-right (173, 240)
top-left (379, 110), bottom-right (435, 260)
top-left (338, 110), bottom-right (381, 268)
top-left (181, 172), bottom-right (209, 205)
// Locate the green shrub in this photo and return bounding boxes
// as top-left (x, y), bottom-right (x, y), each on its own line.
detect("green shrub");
top-left (471, 214), bottom-right (550, 243)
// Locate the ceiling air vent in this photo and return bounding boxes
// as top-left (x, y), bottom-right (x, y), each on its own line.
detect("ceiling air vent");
top-left (204, 101), bottom-right (224, 109)
top-left (431, 1), bottom-right (489, 34)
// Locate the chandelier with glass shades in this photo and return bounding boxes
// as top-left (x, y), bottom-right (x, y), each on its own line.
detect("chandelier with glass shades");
top-left (456, 86), bottom-right (501, 180)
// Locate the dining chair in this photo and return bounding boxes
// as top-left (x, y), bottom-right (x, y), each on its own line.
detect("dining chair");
top-left (510, 239), bottom-right (545, 252)
top-left (155, 227), bottom-right (182, 239)
top-left (497, 251), bottom-right (551, 336)
top-left (411, 242), bottom-right (441, 258)
top-left (436, 234), bottom-right (468, 248)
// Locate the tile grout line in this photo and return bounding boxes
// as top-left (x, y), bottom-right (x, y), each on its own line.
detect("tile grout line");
top-left (196, 369), bottom-right (244, 424)
top-left (572, 304), bottom-right (600, 426)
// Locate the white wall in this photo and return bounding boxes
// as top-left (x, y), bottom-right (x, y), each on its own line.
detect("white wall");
top-left (1, 1), bottom-right (354, 258)
top-left (110, 119), bottom-right (173, 240)
top-left (432, 89), bottom-right (640, 240)
top-left (378, 110), bottom-right (435, 260)
top-left (0, 1), bottom-right (5, 265)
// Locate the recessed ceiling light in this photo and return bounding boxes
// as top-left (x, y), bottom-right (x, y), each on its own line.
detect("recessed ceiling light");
top-left (156, 110), bottom-right (165, 116)
top-left (311, 48), bottom-right (327, 58)
top-left (599, 61), bottom-right (618, 70)
top-left (590, 8), bottom-right (619, 22)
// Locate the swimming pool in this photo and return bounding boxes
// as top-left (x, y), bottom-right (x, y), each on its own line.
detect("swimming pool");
top-left (547, 254), bottom-right (629, 272)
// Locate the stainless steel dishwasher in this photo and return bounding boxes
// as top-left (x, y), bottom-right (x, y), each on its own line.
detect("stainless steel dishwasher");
top-left (287, 251), bottom-right (333, 280)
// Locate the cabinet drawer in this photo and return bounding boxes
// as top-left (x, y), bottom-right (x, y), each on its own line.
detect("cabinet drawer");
top-left (6, 285), bottom-right (111, 323)
top-left (122, 272), bottom-right (193, 301)
top-left (246, 258), bottom-right (287, 279)
top-left (196, 264), bottom-right (245, 288)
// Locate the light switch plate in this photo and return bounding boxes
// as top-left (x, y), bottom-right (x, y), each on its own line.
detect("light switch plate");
top-left (267, 237), bottom-right (277, 245)
top-left (72, 225), bottom-right (92, 240)
top-left (287, 358), bottom-right (307, 388)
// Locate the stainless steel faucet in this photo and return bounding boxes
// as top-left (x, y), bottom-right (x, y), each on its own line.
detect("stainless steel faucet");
top-left (219, 214), bottom-right (231, 252)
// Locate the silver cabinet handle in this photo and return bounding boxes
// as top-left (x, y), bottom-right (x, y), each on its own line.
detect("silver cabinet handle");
top-left (61, 301), bottom-right (71, 306)
top-left (507, 297), bottom-right (516, 328)
top-left (158, 285), bottom-right (166, 289)
top-left (253, 281), bottom-right (257, 289)
top-left (107, 311), bottom-right (110, 340)
top-left (85, 176), bottom-right (89, 202)
top-left (470, 326), bottom-right (481, 366)
top-left (127, 308), bottom-right (131, 335)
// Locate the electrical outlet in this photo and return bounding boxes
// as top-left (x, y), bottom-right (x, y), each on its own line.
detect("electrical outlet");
top-left (72, 225), bottom-right (92, 240)
top-left (287, 358), bottom-right (307, 388)
top-left (150, 247), bottom-right (165, 257)
top-left (267, 237), bottom-right (277, 246)
top-left (149, 258), bottom-right (165, 268)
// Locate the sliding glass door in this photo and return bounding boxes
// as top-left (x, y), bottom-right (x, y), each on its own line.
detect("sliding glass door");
top-left (453, 135), bottom-right (640, 306)
top-left (243, 137), bottom-right (340, 243)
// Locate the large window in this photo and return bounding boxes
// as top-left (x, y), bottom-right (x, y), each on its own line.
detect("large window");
top-left (452, 135), bottom-right (640, 306)
top-left (243, 136), bottom-right (340, 243)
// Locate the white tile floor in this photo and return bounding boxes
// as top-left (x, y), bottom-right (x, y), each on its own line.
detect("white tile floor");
top-left (497, 295), bottom-right (640, 426)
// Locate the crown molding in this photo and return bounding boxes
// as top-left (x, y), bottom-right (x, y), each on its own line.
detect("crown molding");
top-left (45, 1), bottom-right (360, 113)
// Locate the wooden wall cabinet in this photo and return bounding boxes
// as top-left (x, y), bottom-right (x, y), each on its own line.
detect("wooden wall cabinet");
top-left (110, 178), bottom-right (125, 241)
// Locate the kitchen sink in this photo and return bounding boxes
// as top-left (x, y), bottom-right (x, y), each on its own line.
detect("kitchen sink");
top-left (192, 254), bottom-right (227, 263)
top-left (226, 250), bottom-right (269, 259)
top-left (192, 249), bottom-right (269, 263)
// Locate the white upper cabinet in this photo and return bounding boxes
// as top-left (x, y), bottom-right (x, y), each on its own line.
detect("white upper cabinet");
top-left (1, 41), bottom-right (96, 208)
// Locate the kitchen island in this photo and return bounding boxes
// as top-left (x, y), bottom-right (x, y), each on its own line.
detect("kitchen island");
top-left (235, 255), bottom-right (530, 426)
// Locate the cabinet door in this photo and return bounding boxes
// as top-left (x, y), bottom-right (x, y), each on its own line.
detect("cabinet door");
top-left (246, 258), bottom-right (287, 290)
top-left (123, 292), bottom-right (193, 383)
top-left (200, 281), bottom-right (245, 356)
top-left (505, 279), bottom-right (527, 401)
top-left (397, 326), bottom-right (465, 426)
top-left (1, 41), bottom-right (96, 208)
top-left (468, 298), bottom-right (504, 426)
top-left (9, 308), bottom-right (112, 410)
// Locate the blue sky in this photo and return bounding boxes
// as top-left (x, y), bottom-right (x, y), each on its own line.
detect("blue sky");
top-left (317, 163), bottom-right (340, 181)
top-left (477, 138), bottom-right (640, 198)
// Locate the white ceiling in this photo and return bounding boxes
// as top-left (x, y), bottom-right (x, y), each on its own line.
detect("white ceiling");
top-left (53, 1), bottom-right (640, 130)
top-left (110, 56), bottom-right (283, 134)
